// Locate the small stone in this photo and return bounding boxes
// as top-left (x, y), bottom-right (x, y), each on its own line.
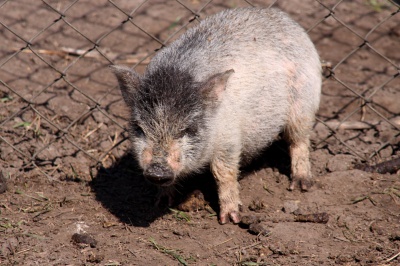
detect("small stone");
top-left (378, 145), bottom-right (393, 159)
top-left (269, 242), bottom-right (288, 255)
top-left (369, 222), bottom-right (384, 235)
top-left (248, 223), bottom-right (270, 236)
top-left (248, 198), bottom-right (266, 212)
top-left (282, 200), bottom-right (300, 214)
top-left (173, 229), bottom-right (189, 237)
top-left (87, 252), bottom-right (104, 263)
top-left (335, 254), bottom-right (353, 264)
top-left (240, 215), bottom-right (261, 227)
top-left (71, 233), bottom-right (97, 248)
top-left (54, 158), bottom-right (62, 166)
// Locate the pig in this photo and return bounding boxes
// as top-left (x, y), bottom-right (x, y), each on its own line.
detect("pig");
top-left (110, 7), bottom-right (321, 224)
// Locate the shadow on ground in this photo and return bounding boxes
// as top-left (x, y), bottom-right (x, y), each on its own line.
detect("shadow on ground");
top-left (90, 139), bottom-right (291, 227)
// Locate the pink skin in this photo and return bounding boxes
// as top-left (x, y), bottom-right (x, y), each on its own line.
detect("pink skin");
top-left (166, 140), bottom-right (182, 174)
top-left (144, 140), bottom-right (184, 207)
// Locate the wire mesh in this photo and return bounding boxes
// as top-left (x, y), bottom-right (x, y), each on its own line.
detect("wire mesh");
top-left (0, 0), bottom-right (399, 180)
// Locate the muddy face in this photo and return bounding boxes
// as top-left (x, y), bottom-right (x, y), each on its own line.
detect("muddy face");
top-left (134, 137), bottom-right (182, 187)
top-left (130, 117), bottom-right (205, 186)
top-left (121, 66), bottom-right (208, 186)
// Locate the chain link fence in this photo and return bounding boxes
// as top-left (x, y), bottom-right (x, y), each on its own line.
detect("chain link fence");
top-left (0, 0), bottom-right (399, 180)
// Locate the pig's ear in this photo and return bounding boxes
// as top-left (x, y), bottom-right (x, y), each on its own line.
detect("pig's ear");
top-left (200, 69), bottom-right (234, 104)
top-left (109, 65), bottom-right (140, 105)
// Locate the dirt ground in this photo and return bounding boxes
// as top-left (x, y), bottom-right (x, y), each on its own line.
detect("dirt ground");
top-left (1, 0), bottom-right (399, 265)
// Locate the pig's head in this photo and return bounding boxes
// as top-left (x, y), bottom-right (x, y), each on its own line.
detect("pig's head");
top-left (110, 65), bottom-right (233, 186)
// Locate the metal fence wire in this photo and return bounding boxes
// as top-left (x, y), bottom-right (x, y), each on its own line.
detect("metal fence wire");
top-left (0, 0), bottom-right (399, 180)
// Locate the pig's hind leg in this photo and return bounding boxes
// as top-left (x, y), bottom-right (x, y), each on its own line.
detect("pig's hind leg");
top-left (211, 149), bottom-right (242, 224)
top-left (284, 112), bottom-right (315, 191)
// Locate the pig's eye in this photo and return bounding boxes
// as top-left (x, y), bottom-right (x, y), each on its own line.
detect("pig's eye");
top-left (179, 126), bottom-right (197, 137)
top-left (131, 123), bottom-right (145, 137)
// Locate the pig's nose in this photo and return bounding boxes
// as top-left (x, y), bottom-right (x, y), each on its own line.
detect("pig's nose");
top-left (144, 163), bottom-right (174, 186)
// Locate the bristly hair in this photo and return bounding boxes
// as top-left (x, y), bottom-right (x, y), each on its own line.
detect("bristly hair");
top-left (132, 65), bottom-right (204, 139)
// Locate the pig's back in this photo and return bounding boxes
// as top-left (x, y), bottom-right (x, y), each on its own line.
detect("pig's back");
top-left (149, 7), bottom-right (321, 158)
top-left (150, 7), bottom-right (319, 80)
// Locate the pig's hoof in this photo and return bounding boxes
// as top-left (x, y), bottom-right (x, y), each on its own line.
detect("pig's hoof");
top-left (289, 177), bottom-right (313, 192)
top-left (219, 210), bottom-right (241, 224)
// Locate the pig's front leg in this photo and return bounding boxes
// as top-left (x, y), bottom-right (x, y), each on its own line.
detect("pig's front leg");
top-left (211, 151), bottom-right (242, 224)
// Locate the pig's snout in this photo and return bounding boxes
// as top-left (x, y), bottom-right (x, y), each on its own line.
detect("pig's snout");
top-left (144, 163), bottom-right (174, 186)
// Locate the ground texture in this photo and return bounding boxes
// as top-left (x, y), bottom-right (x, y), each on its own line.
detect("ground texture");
top-left (0, 0), bottom-right (399, 265)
